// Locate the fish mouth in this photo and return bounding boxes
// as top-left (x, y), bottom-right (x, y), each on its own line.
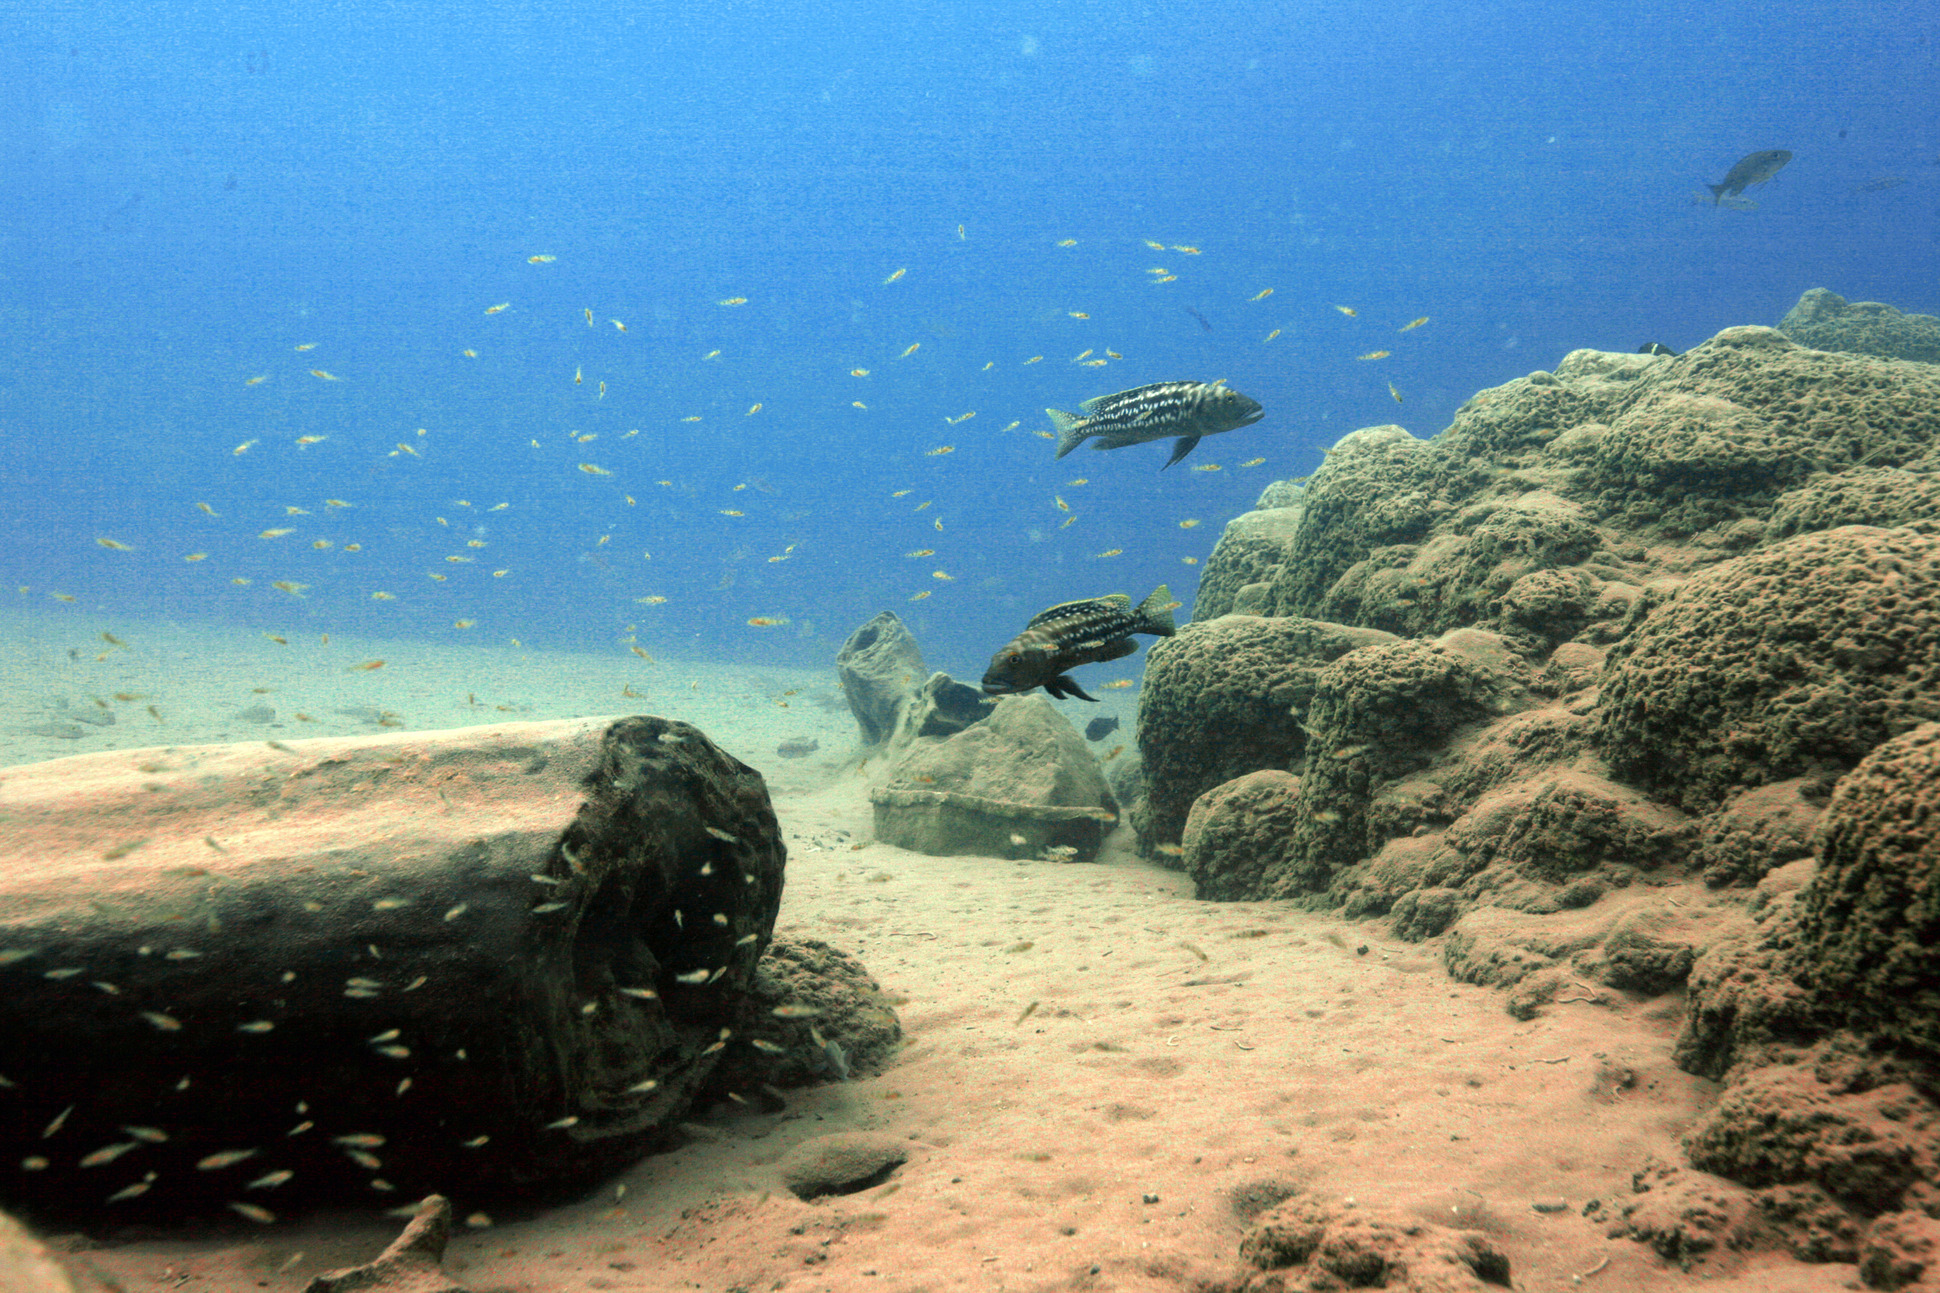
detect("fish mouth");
top-left (980, 678), bottom-right (1023, 696)
top-left (1235, 402), bottom-right (1266, 427)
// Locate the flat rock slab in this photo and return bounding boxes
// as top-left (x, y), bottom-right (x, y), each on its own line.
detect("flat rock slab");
top-left (779, 1131), bottom-right (910, 1200)
top-left (0, 715), bottom-right (785, 1220)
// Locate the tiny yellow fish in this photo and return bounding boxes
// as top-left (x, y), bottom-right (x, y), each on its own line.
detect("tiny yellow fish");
top-left (1389, 382), bottom-right (1404, 403)
top-left (96, 537), bottom-right (133, 550)
top-left (747, 616), bottom-right (789, 627)
top-left (453, 619), bottom-right (476, 629)
top-left (718, 297), bottom-right (748, 306)
top-left (906, 549), bottom-right (934, 557)
top-left (598, 381), bottom-right (606, 398)
top-left (899, 342), bottom-right (920, 358)
top-left (371, 591), bottom-right (395, 600)
top-left (1095, 548), bottom-right (1123, 558)
top-left (1179, 519), bottom-right (1200, 529)
top-left (914, 500), bottom-right (932, 510)
top-left (244, 375), bottom-right (267, 385)
top-left (1066, 477), bottom-right (1088, 486)
top-left (485, 303), bottom-right (510, 314)
top-left (884, 267), bottom-right (907, 284)
top-left (747, 403), bottom-right (761, 415)
top-left (1106, 350), bottom-right (1123, 360)
top-left (309, 369), bottom-right (341, 381)
top-left (909, 590), bottom-right (931, 601)
top-left (1055, 495), bottom-right (1070, 512)
top-left (1357, 350), bottom-right (1390, 361)
top-left (851, 367), bottom-right (870, 377)
top-left (932, 570), bottom-right (954, 580)
top-left (574, 366), bottom-right (582, 384)
top-left (892, 489), bottom-right (913, 497)
top-left (721, 509), bottom-right (744, 517)
top-left (295, 434), bottom-right (326, 445)
top-left (324, 498), bottom-right (351, 508)
top-left (946, 411), bottom-right (976, 423)
top-left (1182, 556), bottom-right (1200, 565)
top-left (958, 224), bottom-right (965, 239)
top-left (1265, 329), bottom-right (1281, 342)
top-left (1241, 457), bottom-right (1267, 467)
top-left (703, 349), bottom-right (721, 360)
top-left (1056, 239), bottom-right (1078, 247)
top-left (184, 552), bottom-right (207, 562)
top-left (1250, 288), bottom-right (1274, 302)
top-left (348, 660), bottom-right (385, 671)
top-left (463, 349), bottom-right (477, 357)
top-left (584, 308), bottom-right (594, 326)
top-left (630, 645), bottom-right (652, 660)
top-left (1082, 358), bottom-right (1107, 366)
top-left (934, 518), bottom-right (944, 531)
top-left (1069, 311), bottom-right (1089, 319)
top-left (1191, 463), bottom-right (1223, 472)
top-left (1073, 349), bottom-right (1093, 361)
top-left (1102, 679), bottom-right (1135, 690)
top-left (1023, 355), bottom-right (1043, 365)
top-left (611, 319), bottom-right (627, 331)
top-left (578, 463), bottom-right (611, 475)
top-left (1399, 316), bottom-right (1429, 331)
top-left (853, 401), bottom-right (868, 409)
top-left (295, 343), bottom-right (318, 352)
top-left (1172, 245), bottom-right (1202, 254)
top-left (259, 528), bottom-right (294, 539)
top-left (1143, 239), bottom-right (1165, 250)
top-left (637, 595), bottom-right (667, 605)
top-left (1335, 305), bottom-right (1357, 317)
top-left (271, 580), bottom-right (308, 596)
top-left (681, 415), bottom-right (702, 422)
top-left (528, 254), bottom-right (556, 263)
top-left (926, 445), bottom-right (954, 456)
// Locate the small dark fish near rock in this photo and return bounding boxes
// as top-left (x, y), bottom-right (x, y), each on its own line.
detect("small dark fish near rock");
top-left (1709, 149), bottom-right (1791, 204)
top-left (983, 587), bottom-right (1178, 702)
top-left (1084, 715), bottom-right (1121, 742)
top-left (776, 738), bottom-right (820, 759)
top-left (1047, 380), bottom-right (1264, 469)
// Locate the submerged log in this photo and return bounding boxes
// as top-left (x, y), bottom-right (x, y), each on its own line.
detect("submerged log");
top-left (0, 715), bottom-right (784, 1221)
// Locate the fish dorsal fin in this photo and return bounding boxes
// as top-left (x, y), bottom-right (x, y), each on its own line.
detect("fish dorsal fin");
top-left (1025, 593), bottom-right (1129, 628)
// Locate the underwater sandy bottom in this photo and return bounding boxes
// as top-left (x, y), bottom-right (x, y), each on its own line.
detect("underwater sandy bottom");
top-left (1, 612), bottom-right (1850, 1292)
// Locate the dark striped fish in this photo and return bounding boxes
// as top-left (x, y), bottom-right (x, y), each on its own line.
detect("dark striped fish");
top-left (1047, 380), bottom-right (1264, 470)
top-left (981, 586), bottom-right (1179, 702)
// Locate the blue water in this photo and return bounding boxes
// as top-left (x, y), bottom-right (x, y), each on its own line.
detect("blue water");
top-left (4, 0), bottom-right (1936, 681)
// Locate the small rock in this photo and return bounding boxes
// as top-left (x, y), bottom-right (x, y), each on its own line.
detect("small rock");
top-left (776, 738), bottom-right (820, 759)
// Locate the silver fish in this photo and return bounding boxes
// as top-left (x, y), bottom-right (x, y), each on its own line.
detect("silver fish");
top-left (1709, 149), bottom-right (1791, 204)
top-left (1046, 380), bottom-right (1263, 469)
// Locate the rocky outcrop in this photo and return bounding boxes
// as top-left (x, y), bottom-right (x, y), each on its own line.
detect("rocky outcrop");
top-left (870, 696), bottom-right (1116, 862)
top-left (1209, 1194), bottom-right (1512, 1292)
top-left (0, 716), bottom-right (791, 1218)
top-left (1778, 287), bottom-right (1940, 364)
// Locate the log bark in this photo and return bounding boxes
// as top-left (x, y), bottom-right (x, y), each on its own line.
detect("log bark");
top-left (0, 715), bottom-right (784, 1220)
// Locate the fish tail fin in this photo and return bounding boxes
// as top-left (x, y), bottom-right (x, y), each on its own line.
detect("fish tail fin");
top-left (1136, 585), bottom-right (1179, 637)
top-left (1048, 408), bottom-right (1087, 459)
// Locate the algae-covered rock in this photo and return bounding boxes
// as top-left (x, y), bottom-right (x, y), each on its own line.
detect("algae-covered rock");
top-left (1793, 721), bottom-right (1940, 1065)
top-left (1135, 615), bottom-right (1395, 853)
top-left (1778, 287), bottom-right (1940, 364)
top-left (1597, 527), bottom-right (1940, 814)
top-left (1180, 770), bottom-right (1304, 901)
top-left (1192, 503), bottom-right (1305, 621)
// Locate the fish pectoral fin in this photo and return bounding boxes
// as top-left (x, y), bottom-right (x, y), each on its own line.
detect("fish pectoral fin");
top-left (1161, 435), bottom-right (1203, 470)
top-left (1046, 674), bottom-right (1099, 702)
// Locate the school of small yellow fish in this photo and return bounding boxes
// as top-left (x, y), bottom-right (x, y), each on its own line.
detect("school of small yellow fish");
top-left (44, 233), bottom-right (1431, 696)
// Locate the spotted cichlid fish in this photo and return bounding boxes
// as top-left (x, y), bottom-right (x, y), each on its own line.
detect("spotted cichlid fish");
top-left (981, 586), bottom-right (1179, 702)
top-left (1047, 380), bottom-right (1264, 469)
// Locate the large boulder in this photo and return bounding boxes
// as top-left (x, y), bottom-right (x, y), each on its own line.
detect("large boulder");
top-left (1134, 616), bottom-right (1395, 854)
top-left (1597, 526), bottom-right (1940, 814)
top-left (869, 696), bottom-right (1117, 862)
top-left (1192, 501), bottom-right (1305, 621)
top-left (0, 716), bottom-right (788, 1218)
top-left (1778, 287), bottom-right (1940, 364)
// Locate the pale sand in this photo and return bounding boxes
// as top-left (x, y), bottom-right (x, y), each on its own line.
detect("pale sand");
top-left (3, 612), bottom-right (1850, 1291)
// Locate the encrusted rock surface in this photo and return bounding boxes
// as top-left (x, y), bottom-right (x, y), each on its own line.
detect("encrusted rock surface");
top-left (1778, 287), bottom-right (1940, 364)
